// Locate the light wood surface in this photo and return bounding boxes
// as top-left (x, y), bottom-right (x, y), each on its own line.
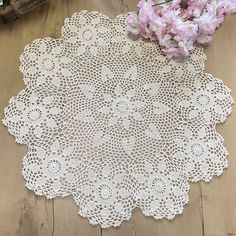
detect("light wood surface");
top-left (0, 1), bottom-right (235, 236)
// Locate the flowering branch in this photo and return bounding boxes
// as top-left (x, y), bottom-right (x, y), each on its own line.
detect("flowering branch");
top-left (126, 0), bottom-right (236, 59)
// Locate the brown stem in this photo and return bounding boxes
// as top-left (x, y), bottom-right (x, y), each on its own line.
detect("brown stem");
top-left (152, 0), bottom-right (173, 7)
top-left (152, 0), bottom-right (188, 8)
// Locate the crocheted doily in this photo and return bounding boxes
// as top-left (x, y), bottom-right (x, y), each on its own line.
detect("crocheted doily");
top-left (3, 11), bottom-right (233, 228)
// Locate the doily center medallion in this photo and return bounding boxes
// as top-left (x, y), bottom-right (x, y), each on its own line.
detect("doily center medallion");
top-left (3, 11), bottom-right (233, 228)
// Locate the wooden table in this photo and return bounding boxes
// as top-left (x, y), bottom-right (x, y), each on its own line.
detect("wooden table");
top-left (0, 1), bottom-right (236, 235)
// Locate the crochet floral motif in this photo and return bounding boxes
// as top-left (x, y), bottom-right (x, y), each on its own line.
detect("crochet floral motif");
top-left (3, 11), bottom-right (233, 228)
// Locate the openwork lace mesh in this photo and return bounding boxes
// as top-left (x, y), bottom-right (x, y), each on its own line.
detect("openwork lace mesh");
top-left (3, 11), bottom-right (233, 228)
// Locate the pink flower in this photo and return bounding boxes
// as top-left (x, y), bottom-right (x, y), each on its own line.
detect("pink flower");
top-left (149, 14), bottom-right (166, 37)
top-left (172, 19), bottom-right (198, 39)
top-left (195, 12), bottom-right (218, 35)
top-left (230, 3), bottom-right (236, 13)
top-left (162, 8), bottom-right (181, 22)
top-left (162, 47), bottom-right (180, 59)
top-left (178, 39), bottom-right (194, 57)
top-left (182, 1), bottom-right (204, 18)
top-left (137, 0), bottom-right (154, 9)
top-left (139, 23), bottom-right (153, 39)
top-left (221, 0), bottom-right (236, 13)
top-left (182, 22), bottom-right (198, 38)
top-left (126, 13), bottom-right (140, 36)
top-left (158, 34), bottom-right (172, 47)
top-left (138, 0), bottom-right (155, 24)
top-left (196, 34), bottom-right (213, 44)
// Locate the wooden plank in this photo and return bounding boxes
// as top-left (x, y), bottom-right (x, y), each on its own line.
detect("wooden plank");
top-left (0, 3), bottom-right (55, 236)
top-left (53, 197), bottom-right (101, 236)
top-left (202, 15), bottom-right (236, 236)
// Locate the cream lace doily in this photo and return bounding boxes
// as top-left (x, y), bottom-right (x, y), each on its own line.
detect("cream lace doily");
top-left (3, 11), bottom-right (233, 228)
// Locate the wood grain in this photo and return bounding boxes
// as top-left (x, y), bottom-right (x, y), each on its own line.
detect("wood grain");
top-left (0, 1), bottom-right (235, 235)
